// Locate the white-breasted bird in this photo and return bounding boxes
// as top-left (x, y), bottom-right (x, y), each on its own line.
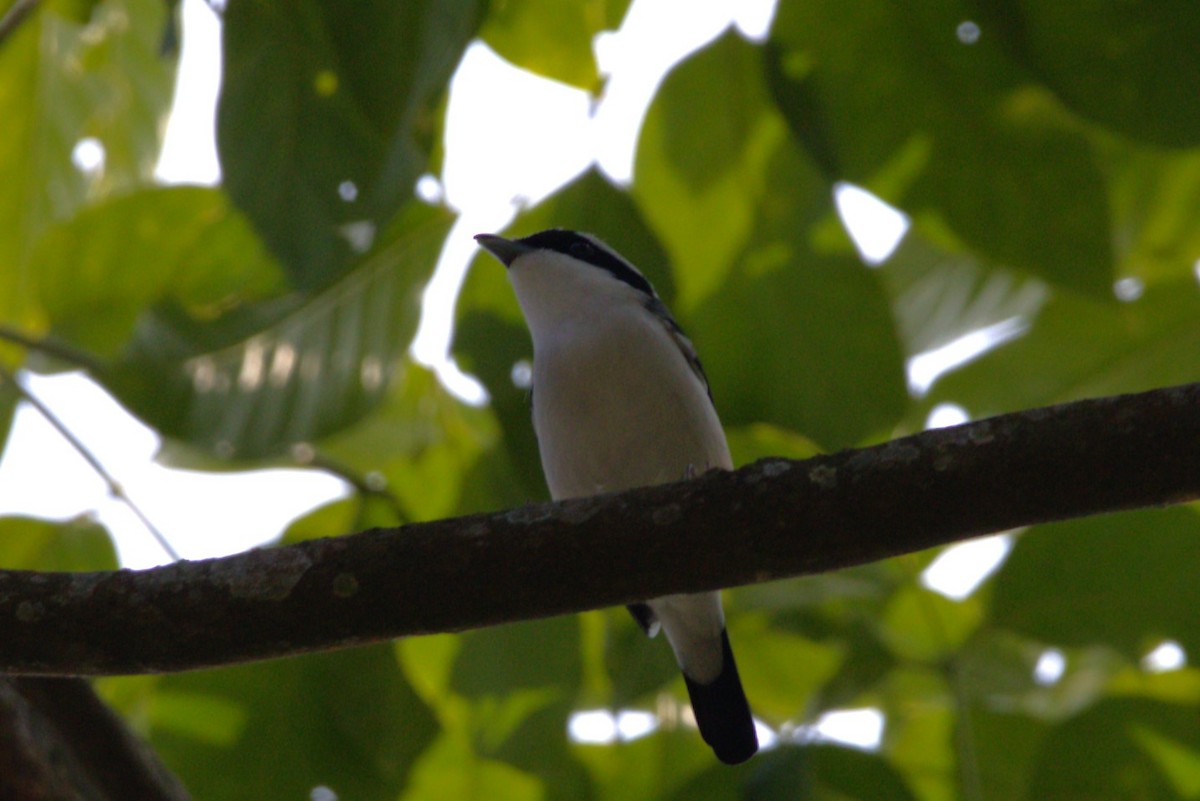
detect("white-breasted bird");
top-left (475, 229), bottom-right (758, 765)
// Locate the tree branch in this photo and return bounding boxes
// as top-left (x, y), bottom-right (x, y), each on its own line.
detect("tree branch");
top-left (0, 678), bottom-right (191, 800)
top-left (2, 382), bottom-right (1199, 677)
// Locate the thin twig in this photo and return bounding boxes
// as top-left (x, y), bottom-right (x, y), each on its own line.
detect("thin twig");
top-left (0, 365), bottom-right (181, 562)
top-left (0, 0), bottom-right (40, 48)
top-left (0, 325), bottom-right (104, 374)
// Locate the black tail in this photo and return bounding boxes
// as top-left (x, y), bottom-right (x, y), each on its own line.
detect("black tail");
top-left (682, 629), bottom-right (758, 765)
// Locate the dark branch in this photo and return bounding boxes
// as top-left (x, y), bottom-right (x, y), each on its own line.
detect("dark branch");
top-left (0, 678), bottom-right (191, 800)
top-left (2, 382), bottom-right (1199, 677)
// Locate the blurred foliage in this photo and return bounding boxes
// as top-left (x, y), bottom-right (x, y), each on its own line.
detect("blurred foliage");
top-left (2, 0), bottom-right (1200, 799)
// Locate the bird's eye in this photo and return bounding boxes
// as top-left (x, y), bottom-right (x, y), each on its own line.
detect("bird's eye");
top-left (569, 241), bottom-right (595, 259)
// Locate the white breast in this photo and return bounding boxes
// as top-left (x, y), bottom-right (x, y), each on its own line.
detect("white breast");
top-left (508, 251), bottom-right (730, 500)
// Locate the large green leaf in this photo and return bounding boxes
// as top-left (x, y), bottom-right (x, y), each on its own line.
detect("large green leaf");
top-left (0, 515), bottom-right (117, 571)
top-left (878, 584), bottom-right (984, 664)
top-left (630, 32), bottom-right (907, 447)
top-left (926, 279), bottom-right (1200, 416)
top-left (316, 361), bottom-right (518, 523)
top-left (30, 186), bottom-right (284, 358)
top-left (880, 233), bottom-right (1049, 367)
top-left (148, 645), bottom-right (438, 801)
top-left (481, 0), bottom-right (631, 90)
top-left (399, 732), bottom-right (543, 801)
top-left (577, 731), bottom-right (722, 801)
top-left (991, 507), bottom-right (1200, 658)
top-left (729, 614), bottom-right (844, 722)
top-left (879, 666), bottom-right (957, 801)
top-left (1024, 698), bottom-right (1200, 800)
top-left (1105, 147), bottom-right (1200, 286)
top-left (0, 0), bottom-right (175, 331)
top-left (993, 0), bottom-right (1200, 148)
top-left (661, 745), bottom-right (919, 801)
top-left (960, 704), bottom-right (1050, 801)
top-left (603, 607), bottom-right (680, 706)
top-left (767, 0), bottom-right (1114, 297)
top-left (687, 143), bottom-right (908, 448)
top-left (104, 204), bottom-right (451, 459)
top-left (633, 31), bottom-right (796, 311)
top-left (217, 0), bottom-right (482, 288)
top-left (750, 745), bottom-right (918, 801)
top-left (401, 622), bottom-right (592, 801)
top-left (493, 700), bottom-right (594, 801)
top-left (451, 616), bottom-right (583, 699)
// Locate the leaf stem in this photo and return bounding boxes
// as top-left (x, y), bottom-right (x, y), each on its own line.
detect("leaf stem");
top-left (0, 0), bottom-right (39, 49)
top-left (0, 365), bottom-right (181, 563)
top-left (0, 325), bottom-right (104, 374)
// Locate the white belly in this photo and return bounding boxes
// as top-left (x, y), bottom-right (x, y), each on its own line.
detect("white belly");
top-left (531, 310), bottom-right (731, 501)
top-left (522, 287), bottom-right (733, 685)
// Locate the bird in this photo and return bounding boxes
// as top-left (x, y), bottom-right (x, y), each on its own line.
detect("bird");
top-left (475, 228), bottom-right (758, 765)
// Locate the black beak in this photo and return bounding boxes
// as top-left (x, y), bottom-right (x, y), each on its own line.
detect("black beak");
top-left (474, 233), bottom-right (533, 267)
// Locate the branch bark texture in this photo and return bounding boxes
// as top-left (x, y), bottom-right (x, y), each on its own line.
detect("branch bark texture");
top-left (2, 383), bottom-right (1199, 676)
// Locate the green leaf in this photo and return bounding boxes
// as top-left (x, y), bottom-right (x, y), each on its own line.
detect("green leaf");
top-left (318, 361), bottom-right (519, 522)
top-left (104, 204), bottom-right (451, 459)
top-left (481, 0), bottom-right (630, 90)
top-left (217, 0), bottom-right (482, 288)
top-left (634, 31), bottom-right (796, 311)
top-left (685, 138), bottom-right (907, 448)
top-left (960, 704), bottom-right (1050, 801)
top-left (493, 700), bottom-right (595, 801)
top-left (731, 615), bottom-right (844, 722)
top-left (1025, 698), bottom-right (1200, 800)
top-left (150, 645), bottom-right (438, 801)
top-left (572, 717), bottom-right (716, 801)
top-left (750, 745), bottom-right (919, 801)
top-left (689, 240), bottom-right (906, 448)
top-left (628, 32), bottom-right (908, 446)
top-left (725, 423), bottom-right (822, 467)
top-left (0, 515), bottom-right (117, 571)
top-left (927, 280), bottom-right (1200, 416)
top-left (1105, 147), bottom-right (1200, 286)
top-left (0, 0), bottom-right (176, 330)
top-left (991, 507), bottom-right (1200, 658)
top-left (880, 233), bottom-right (1050, 366)
top-left (661, 745), bottom-right (919, 801)
top-left (879, 667), bottom-right (956, 801)
top-left (30, 186), bottom-right (285, 358)
top-left (451, 616), bottom-right (583, 699)
top-left (878, 584), bottom-right (984, 664)
top-left (767, 0), bottom-right (1115, 297)
top-left (996, 0), bottom-right (1200, 147)
top-left (399, 732), bottom-right (543, 801)
top-left (605, 607), bottom-right (682, 705)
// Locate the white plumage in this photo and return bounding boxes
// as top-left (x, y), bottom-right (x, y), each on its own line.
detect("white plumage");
top-left (476, 229), bottom-right (758, 764)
